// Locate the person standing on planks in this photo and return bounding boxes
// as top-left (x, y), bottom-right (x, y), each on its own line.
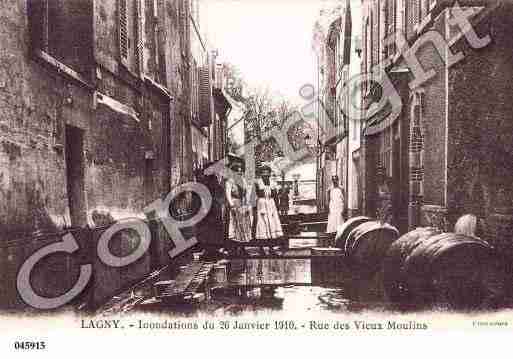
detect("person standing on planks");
top-left (326, 175), bottom-right (345, 234)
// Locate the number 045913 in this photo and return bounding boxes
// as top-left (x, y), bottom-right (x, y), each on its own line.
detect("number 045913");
top-left (13, 341), bottom-right (46, 350)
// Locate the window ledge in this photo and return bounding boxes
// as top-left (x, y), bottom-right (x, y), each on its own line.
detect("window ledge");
top-left (93, 91), bottom-right (140, 123)
top-left (33, 49), bottom-right (93, 90)
top-left (144, 76), bottom-right (172, 99)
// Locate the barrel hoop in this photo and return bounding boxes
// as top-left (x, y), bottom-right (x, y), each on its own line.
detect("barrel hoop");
top-left (349, 224), bottom-right (399, 255)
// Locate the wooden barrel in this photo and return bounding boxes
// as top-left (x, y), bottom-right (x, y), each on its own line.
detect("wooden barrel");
top-left (343, 221), bottom-right (399, 278)
top-left (382, 227), bottom-right (440, 304)
top-left (383, 230), bottom-right (507, 309)
top-left (335, 216), bottom-right (372, 249)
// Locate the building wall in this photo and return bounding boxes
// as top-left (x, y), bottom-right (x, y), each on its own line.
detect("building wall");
top-left (0, 0), bottom-right (219, 310)
top-left (413, 12), bottom-right (447, 208)
top-left (447, 5), bottom-right (513, 236)
top-left (0, 0), bottom-right (89, 238)
top-left (0, 0), bottom-right (193, 243)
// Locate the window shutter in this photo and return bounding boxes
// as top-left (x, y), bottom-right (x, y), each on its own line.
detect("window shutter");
top-left (136, 0), bottom-right (145, 76)
top-left (118, 0), bottom-right (129, 66)
top-left (372, 3), bottom-right (379, 67)
top-left (413, 0), bottom-right (420, 27)
top-left (153, 0), bottom-right (160, 77)
top-left (198, 65), bottom-right (212, 127)
top-left (179, 0), bottom-right (186, 51)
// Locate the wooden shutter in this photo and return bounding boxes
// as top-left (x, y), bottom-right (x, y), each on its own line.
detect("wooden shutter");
top-left (119, 0), bottom-right (129, 66)
top-left (372, 3), bottom-right (379, 67)
top-left (413, 0), bottom-right (420, 27)
top-left (136, 0), bottom-right (145, 76)
top-left (198, 65), bottom-right (212, 127)
top-left (179, 0), bottom-right (186, 52)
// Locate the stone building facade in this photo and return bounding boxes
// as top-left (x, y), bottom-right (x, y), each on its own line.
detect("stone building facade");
top-left (360, 0), bottom-right (513, 246)
top-left (0, 0), bottom-right (224, 310)
top-left (312, 0), bottom-right (355, 214)
top-left (0, 0), bottom-right (223, 240)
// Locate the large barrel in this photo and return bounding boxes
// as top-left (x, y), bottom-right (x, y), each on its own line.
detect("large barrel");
top-left (343, 221), bottom-right (399, 278)
top-left (382, 227), bottom-right (441, 305)
top-left (335, 216), bottom-right (372, 249)
top-left (383, 230), bottom-right (507, 310)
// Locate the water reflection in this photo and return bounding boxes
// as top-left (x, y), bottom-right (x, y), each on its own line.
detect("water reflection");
top-left (228, 257), bottom-right (311, 287)
top-left (123, 232), bottom-right (389, 316)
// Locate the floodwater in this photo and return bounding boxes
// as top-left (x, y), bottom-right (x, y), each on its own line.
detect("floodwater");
top-left (107, 233), bottom-right (388, 317)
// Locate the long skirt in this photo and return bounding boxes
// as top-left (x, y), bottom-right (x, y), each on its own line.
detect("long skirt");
top-left (255, 198), bottom-right (283, 240)
top-left (327, 209), bottom-right (344, 233)
top-left (228, 199), bottom-right (253, 242)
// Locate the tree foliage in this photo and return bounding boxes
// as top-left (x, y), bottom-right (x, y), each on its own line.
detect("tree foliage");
top-left (221, 62), bottom-right (315, 169)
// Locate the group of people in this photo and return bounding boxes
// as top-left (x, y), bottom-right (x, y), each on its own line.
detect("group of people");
top-left (226, 164), bottom-right (284, 243)
top-left (195, 161), bottom-right (347, 254)
top-left (227, 167), bottom-right (348, 242)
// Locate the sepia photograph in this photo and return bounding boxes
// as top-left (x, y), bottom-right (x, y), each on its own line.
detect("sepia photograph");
top-left (1, 0), bottom-right (513, 355)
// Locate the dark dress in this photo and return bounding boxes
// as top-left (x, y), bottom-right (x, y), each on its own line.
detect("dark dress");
top-left (195, 174), bottom-right (224, 246)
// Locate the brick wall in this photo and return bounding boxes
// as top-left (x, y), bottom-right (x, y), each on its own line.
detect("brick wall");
top-left (413, 13), bottom-right (447, 207)
top-left (447, 5), bottom-right (513, 238)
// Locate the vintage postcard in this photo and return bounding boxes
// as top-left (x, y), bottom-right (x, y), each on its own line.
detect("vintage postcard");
top-left (1, 0), bottom-right (512, 355)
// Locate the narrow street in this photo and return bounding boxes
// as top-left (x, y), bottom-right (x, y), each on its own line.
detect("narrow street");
top-left (1, 0), bottom-right (513, 319)
top-left (98, 224), bottom-right (390, 317)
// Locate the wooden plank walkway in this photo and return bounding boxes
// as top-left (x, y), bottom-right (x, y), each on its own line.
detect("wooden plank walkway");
top-left (226, 247), bottom-right (344, 260)
top-left (157, 261), bottom-right (214, 302)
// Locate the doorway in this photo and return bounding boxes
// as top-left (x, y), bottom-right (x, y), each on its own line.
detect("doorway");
top-left (65, 125), bottom-right (87, 227)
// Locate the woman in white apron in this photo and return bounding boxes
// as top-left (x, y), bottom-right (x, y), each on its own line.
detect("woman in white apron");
top-left (254, 166), bottom-right (283, 240)
top-left (327, 175), bottom-right (345, 233)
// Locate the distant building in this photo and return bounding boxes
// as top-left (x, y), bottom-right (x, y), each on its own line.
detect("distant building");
top-left (312, 0), bottom-right (361, 215)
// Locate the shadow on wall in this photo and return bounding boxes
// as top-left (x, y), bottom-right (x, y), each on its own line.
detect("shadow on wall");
top-left (0, 180), bottom-right (61, 239)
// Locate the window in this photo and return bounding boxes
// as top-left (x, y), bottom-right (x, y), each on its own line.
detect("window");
top-left (143, 0), bottom-right (167, 84)
top-left (406, 0), bottom-right (421, 37)
top-left (28, 0), bottom-right (93, 75)
top-left (384, 0), bottom-right (397, 57)
top-left (373, 1), bottom-right (380, 67)
top-left (412, 0), bottom-right (421, 28)
top-left (118, 0), bottom-right (133, 68)
top-left (191, 59), bottom-right (200, 121)
top-left (118, 0), bottom-right (149, 77)
top-left (198, 64), bottom-right (213, 127)
top-left (28, 0), bottom-right (49, 51)
top-left (364, 18), bottom-right (369, 75)
top-left (379, 126), bottom-right (393, 178)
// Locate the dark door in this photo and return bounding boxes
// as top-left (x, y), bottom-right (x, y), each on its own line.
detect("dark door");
top-left (65, 125), bottom-right (87, 227)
